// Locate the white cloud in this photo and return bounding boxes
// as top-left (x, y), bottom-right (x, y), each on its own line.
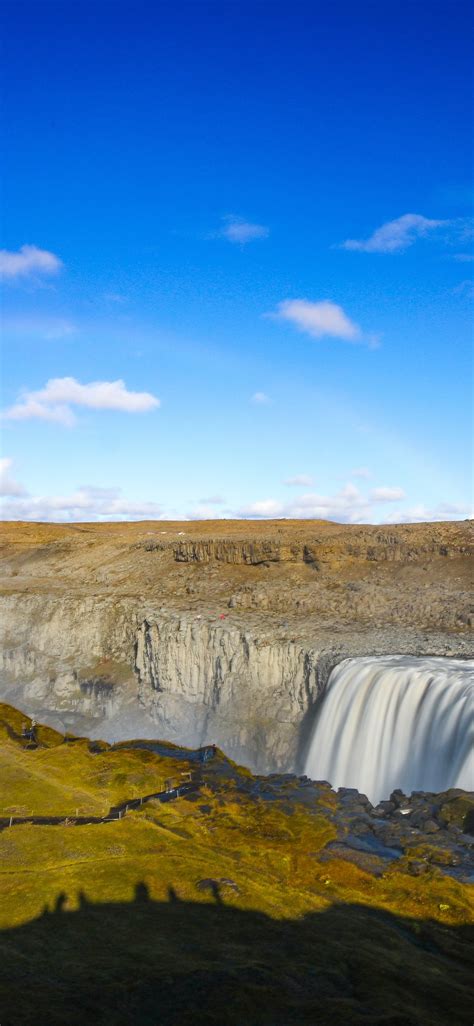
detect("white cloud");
top-left (0, 485), bottom-right (167, 522)
top-left (1, 475), bottom-right (470, 526)
top-left (220, 217), bottom-right (269, 244)
top-left (370, 486), bottom-right (406, 502)
top-left (237, 485), bottom-right (471, 524)
top-left (341, 214), bottom-right (447, 253)
top-left (284, 475), bottom-right (315, 487)
top-left (384, 503), bottom-right (473, 524)
top-left (4, 399), bottom-right (76, 426)
top-left (270, 299), bottom-right (362, 342)
top-left (453, 253), bottom-right (474, 262)
top-left (239, 498), bottom-right (286, 518)
top-left (0, 458), bottom-right (26, 497)
top-left (187, 505), bottom-right (227, 520)
top-left (251, 391), bottom-right (271, 405)
top-left (2, 377), bottom-right (160, 426)
top-left (0, 244), bottom-right (63, 279)
top-left (350, 466), bottom-right (372, 479)
top-left (238, 483), bottom-right (371, 522)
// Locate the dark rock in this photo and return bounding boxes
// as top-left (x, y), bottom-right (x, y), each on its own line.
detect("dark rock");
top-left (423, 819), bottom-right (441, 833)
top-left (408, 808), bottom-right (436, 829)
top-left (375, 800), bottom-right (396, 815)
top-left (463, 809), bottom-right (474, 835)
top-left (319, 842), bottom-right (392, 877)
top-left (390, 789), bottom-right (408, 807)
top-left (407, 860), bottom-right (429, 876)
top-left (342, 833), bottom-right (401, 859)
top-left (337, 788), bottom-right (373, 813)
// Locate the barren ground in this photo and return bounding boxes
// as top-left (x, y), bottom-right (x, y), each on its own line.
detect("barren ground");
top-left (0, 518), bottom-right (472, 636)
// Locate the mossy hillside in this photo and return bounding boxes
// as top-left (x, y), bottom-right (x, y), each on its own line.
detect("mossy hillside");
top-left (0, 702), bottom-right (63, 747)
top-left (0, 797), bottom-right (471, 936)
top-left (0, 703), bottom-right (197, 817)
top-left (0, 712), bottom-right (471, 933)
top-left (0, 812), bottom-right (472, 1026)
top-left (0, 705), bottom-right (473, 1024)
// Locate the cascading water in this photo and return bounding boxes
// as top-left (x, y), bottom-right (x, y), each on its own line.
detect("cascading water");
top-left (304, 656), bottom-right (473, 804)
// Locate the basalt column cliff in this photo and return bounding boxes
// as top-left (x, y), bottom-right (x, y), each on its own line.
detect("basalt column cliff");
top-left (0, 519), bottom-right (472, 773)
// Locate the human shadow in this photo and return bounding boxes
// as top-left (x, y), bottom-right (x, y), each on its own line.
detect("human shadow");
top-left (0, 883), bottom-right (473, 1026)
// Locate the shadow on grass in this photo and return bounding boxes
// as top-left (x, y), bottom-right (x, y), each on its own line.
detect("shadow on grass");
top-left (0, 883), bottom-right (472, 1026)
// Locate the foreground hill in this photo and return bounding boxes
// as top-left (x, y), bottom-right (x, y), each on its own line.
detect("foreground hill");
top-left (0, 703), bottom-right (473, 1025)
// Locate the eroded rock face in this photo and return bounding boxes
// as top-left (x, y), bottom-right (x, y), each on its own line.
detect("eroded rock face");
top-left (0, 519), bottom-right (472, 771)
top-left (134, 618), bottom-right (321, 770)
top-left (0, 593), bottom-right (139, 733)
top-left (173, 539), bottom-right (300, 563)
top-left (0, 593), bottom-right (471, 773)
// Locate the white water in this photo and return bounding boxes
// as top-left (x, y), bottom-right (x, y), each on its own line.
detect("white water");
top-left (304, 656), bottom-right (474, 804)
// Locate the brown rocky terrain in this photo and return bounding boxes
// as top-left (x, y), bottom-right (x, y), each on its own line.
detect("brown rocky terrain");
top-left (1, 518), bottom-right (472, 625)
top-left (0, 519), bottom-right (472, 772)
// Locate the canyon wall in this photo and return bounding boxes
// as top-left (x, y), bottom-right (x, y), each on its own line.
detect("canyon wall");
top-left (0, 519), bottom-right (472, 772)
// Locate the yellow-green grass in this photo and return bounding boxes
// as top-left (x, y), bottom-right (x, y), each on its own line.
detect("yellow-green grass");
top-left (0, 702), bottom-right (473, 1025)
top-left (0, 702), bottom-right (196, 817)
top-left (0, 701), bottom-right (472, 932)
top-left (1, 785), bottom-right (471, 931)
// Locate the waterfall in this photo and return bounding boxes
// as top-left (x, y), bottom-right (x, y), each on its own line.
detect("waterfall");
top-left (304, 656), bottom-right (474, 804)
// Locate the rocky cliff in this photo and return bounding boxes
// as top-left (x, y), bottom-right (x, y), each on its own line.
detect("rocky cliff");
top-left (0, 519), bottom-right (472, 772)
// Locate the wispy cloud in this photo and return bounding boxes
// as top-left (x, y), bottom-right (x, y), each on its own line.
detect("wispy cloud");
top-left (1, 465), bottom-right (470, 525)
top-left (453, 253), bottom-right (474, 263)
top-left (187, 504), bottom-right (226, 520)
top-left (251, 391), bottom-right (271, 405)
top-left (104, 292), bottom-right (128, 304)
top-left (0, 458), bottom-right (27, 497)
top-left (220, 216), bottom-right (269, 244)
top-left (237, 484), bottom-right (469, 524)
top-left (284, 474), bottom-right (315, 487)
top-left (452, 279), bottom-right (474, 298)
top-left (198, 495), bottom-right (225, 505)
top-left (2, 315), bottom-right (77, 340)
top-left (384, 502), bottom-right (473, 524)
top-left (0, 244), bottom-right (63, 279)
top-left (341, 213), bottom-right (448, 253)
top-left (370, 486), bottom-right (406, 502)
top-left (2, 377), bottom-right (160, 427)
top-left (350, 467), bottom-right (372, 479)
top-left (237, 498), bottom-right (285, 517)
top-left (270, 299), bottom-right (363, 343)
top-left (238, 483), bottom-right (370, 522)
top-left (0, 484), bottom-right (166, 522)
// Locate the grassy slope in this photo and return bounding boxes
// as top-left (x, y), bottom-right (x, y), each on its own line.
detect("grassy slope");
top-left (0, 703), bottom-right (197, 818)
top-left (0, 703), bottom-right (472, 1025)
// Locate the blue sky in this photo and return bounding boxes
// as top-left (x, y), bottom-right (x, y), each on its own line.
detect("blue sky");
top-left (1, 0), bottom-right (472, 522)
